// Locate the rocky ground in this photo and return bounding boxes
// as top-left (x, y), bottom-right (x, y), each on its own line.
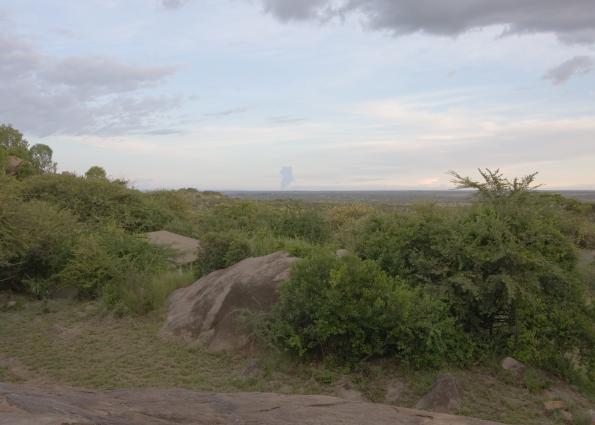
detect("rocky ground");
top-left (0, 382), bottom-right (509, 425)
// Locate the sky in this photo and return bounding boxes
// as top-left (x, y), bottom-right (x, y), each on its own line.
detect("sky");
top-left (1, 0), bottom-right (595, 190)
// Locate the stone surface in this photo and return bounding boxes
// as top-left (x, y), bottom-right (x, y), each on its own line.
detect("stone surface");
top-left (146, 230), bottom-right (200, 266)
top-left (0, 383), bottom-right (511, 425)
top-left (163, 251), bottom-right (298, 352)
top-left (335, 378), bottom-right (365, 401)
top-left (385, 380), bottom-right (407, 403)
top-left (500, 357), bottom-right (526, 377)
top-left (415, 374), bottom-right (462, 414)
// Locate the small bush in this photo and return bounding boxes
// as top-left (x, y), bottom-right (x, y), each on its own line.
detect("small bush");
top-left (106, 270), bottom-right (195, 315)
top-left (17, 174), bottom-right (172, 232)
top-left (0, 198), bottom-right (81, 295)
top-left (269, 253), bottom-right (468, 366)
top-left (59, 226), bottom-right (168, 300)
top-left (195, 231), bottom-right (252, 276)
top-left (271, 205), bottom-right (331, 243)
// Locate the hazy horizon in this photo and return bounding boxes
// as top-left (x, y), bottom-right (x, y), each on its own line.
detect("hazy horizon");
top-left (2, 1), bottom-right (595, 190)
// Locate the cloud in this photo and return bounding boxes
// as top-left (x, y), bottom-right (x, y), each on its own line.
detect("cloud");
top-left (161, 0), bottom-right (189, 10)
top-left (543, 56), bottom-right (594, 85)
top-left (44, 57), bottom-right (174, 98)
top-left (204, 107), bottom-right (248, 117)
top-left (0, 33), bottom-right (179, 137)
top-left (280, 165), bottom-right (294, 189)
top-left (260, 0), bottom-right (330, 22)
top-left (267, 115), bottom-right (307, 125)
top-left (257, 0), bottom-right (595, 44)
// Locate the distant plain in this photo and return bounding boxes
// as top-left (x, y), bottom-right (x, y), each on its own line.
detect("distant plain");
top-left (225, 190), bottom-right (595, 204)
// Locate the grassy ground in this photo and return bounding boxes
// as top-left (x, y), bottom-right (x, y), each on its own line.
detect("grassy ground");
top-left (0, 297), bottom-right (592, 425)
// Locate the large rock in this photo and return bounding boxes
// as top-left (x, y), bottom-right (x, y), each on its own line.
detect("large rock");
top-left (0, 383), bottom-right (511, 425)
top-left (4, 155), bottom-right (23, 176)
top-left (416, 374), bottom-right (462, 414)
top-left (501, 357), bottom-right (526, 377)
top-left (163, 251), bottom-right (298, 352)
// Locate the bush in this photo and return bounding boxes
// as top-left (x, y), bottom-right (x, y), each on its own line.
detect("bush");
top-left (0, 198), bottom-right (81, 296)
top-left (17, 174), bottom-right (172, 232)
top-left (195, 231), bottom-right (252, 276)
top-left (355, 173), bottom-right (595, 378)
top-left (105, 270), bottom-right (195, 315)
top-left (271, 205), bottom-right (331, 243)
top-left (59, 226), bottom-right (168, 301)
top-left (269, 253), bottom-right (468, 366)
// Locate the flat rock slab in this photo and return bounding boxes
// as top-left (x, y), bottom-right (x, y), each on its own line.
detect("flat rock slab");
top-left (0, 383), bottom-right (510, 425)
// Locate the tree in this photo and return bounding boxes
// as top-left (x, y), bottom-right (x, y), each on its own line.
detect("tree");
top-left (29, 144), bottom-right (57, 174)
top-left (0, 124), bottom-right (30, 160)
top-left (448, 168), bottom-right (540, 201)
top-left (85, 166), bottom-right (107, 180)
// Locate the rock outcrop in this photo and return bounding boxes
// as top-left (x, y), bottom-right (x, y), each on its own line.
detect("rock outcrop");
top-left (500, 357), bottom-right (526, 377)
top-left (0, 383), bottom-right (511, 425)
top-left (163, 251), bottom-right (298, 352)
top-left (416, 374), bottom-right (462, 414)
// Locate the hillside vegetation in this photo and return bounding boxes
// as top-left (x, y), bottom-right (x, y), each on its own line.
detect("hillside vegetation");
top-left (1, 125), bottom-right (594, 406)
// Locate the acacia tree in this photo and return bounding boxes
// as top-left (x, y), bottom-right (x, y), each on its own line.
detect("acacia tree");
top-left (448, 168), bottom-right (540, 201)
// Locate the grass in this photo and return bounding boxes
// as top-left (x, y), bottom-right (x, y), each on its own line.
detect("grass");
top-left (0, 297), bottom-right (593, 425)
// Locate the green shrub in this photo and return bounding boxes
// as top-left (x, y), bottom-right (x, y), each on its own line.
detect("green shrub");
top-left (59, 226), bottom-right (168, 301)
top-left (195, 231), bottom-right (252, 276)
top-left (356, 173), bottom-right (595, 378)
top-left (105, 270), bottom-right (195, 315)
top-left (17, 174), bottom-right (172, 232)
top-left (269, 253), bottom-right (467, 366)
top-left (271, 205), bottom-right (331, 243)
top-left (0, 198), bottom-right (81, 295)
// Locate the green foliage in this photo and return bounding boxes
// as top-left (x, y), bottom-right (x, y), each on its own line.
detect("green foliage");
top-left (356, 172), bottom-right (595, 380)
top-left (269, 254), bottom-right (468, 366)
top-left (271, 205), bottom-right (331, 243)
top-left (0, 124), bottom-right (30, 160)
top-left (0, 198), bottom-right (81, 295)
top-left (195, 231), bottom-right (252, 276)
top-left (448, 168), bottom-right (540, 201)
top-left (59, 226), bottom-right (168, 301)
top-left (85, 165), bottom-right (107, 180)
top-left (17, 174), bottom-right (172, 231)
top-left (104, 270), bottom-right (195, 316)
top-left (15, 161), bottom-right (36, 179)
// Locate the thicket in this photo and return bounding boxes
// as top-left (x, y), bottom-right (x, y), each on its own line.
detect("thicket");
top-left (265, 170), bottom-right (594, 387)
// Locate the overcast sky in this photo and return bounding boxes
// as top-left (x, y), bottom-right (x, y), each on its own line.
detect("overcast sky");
top-left (1, 0), bottom-right (595, 190)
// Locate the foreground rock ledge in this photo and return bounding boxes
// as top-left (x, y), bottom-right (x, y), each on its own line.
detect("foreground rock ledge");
top-left (0, 383), bottom-right (509, 425)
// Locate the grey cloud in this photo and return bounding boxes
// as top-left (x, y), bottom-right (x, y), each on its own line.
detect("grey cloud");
top-left (260, 0), bottom-right (329, 22)
top-left (543, 56), bottom-right (593, 84)
top-left (280, 165), bottom-right (294, 189)
top-left (0, 34), bottom-right (179, 137)
top-left (258, 0), bottom-right (595, 44)
top-left (204, 107), bottom-right (248, 117)
top-left (161, 0), bottom-right (188, 9)
top-left (44, 57), bottom-right (175, 98)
